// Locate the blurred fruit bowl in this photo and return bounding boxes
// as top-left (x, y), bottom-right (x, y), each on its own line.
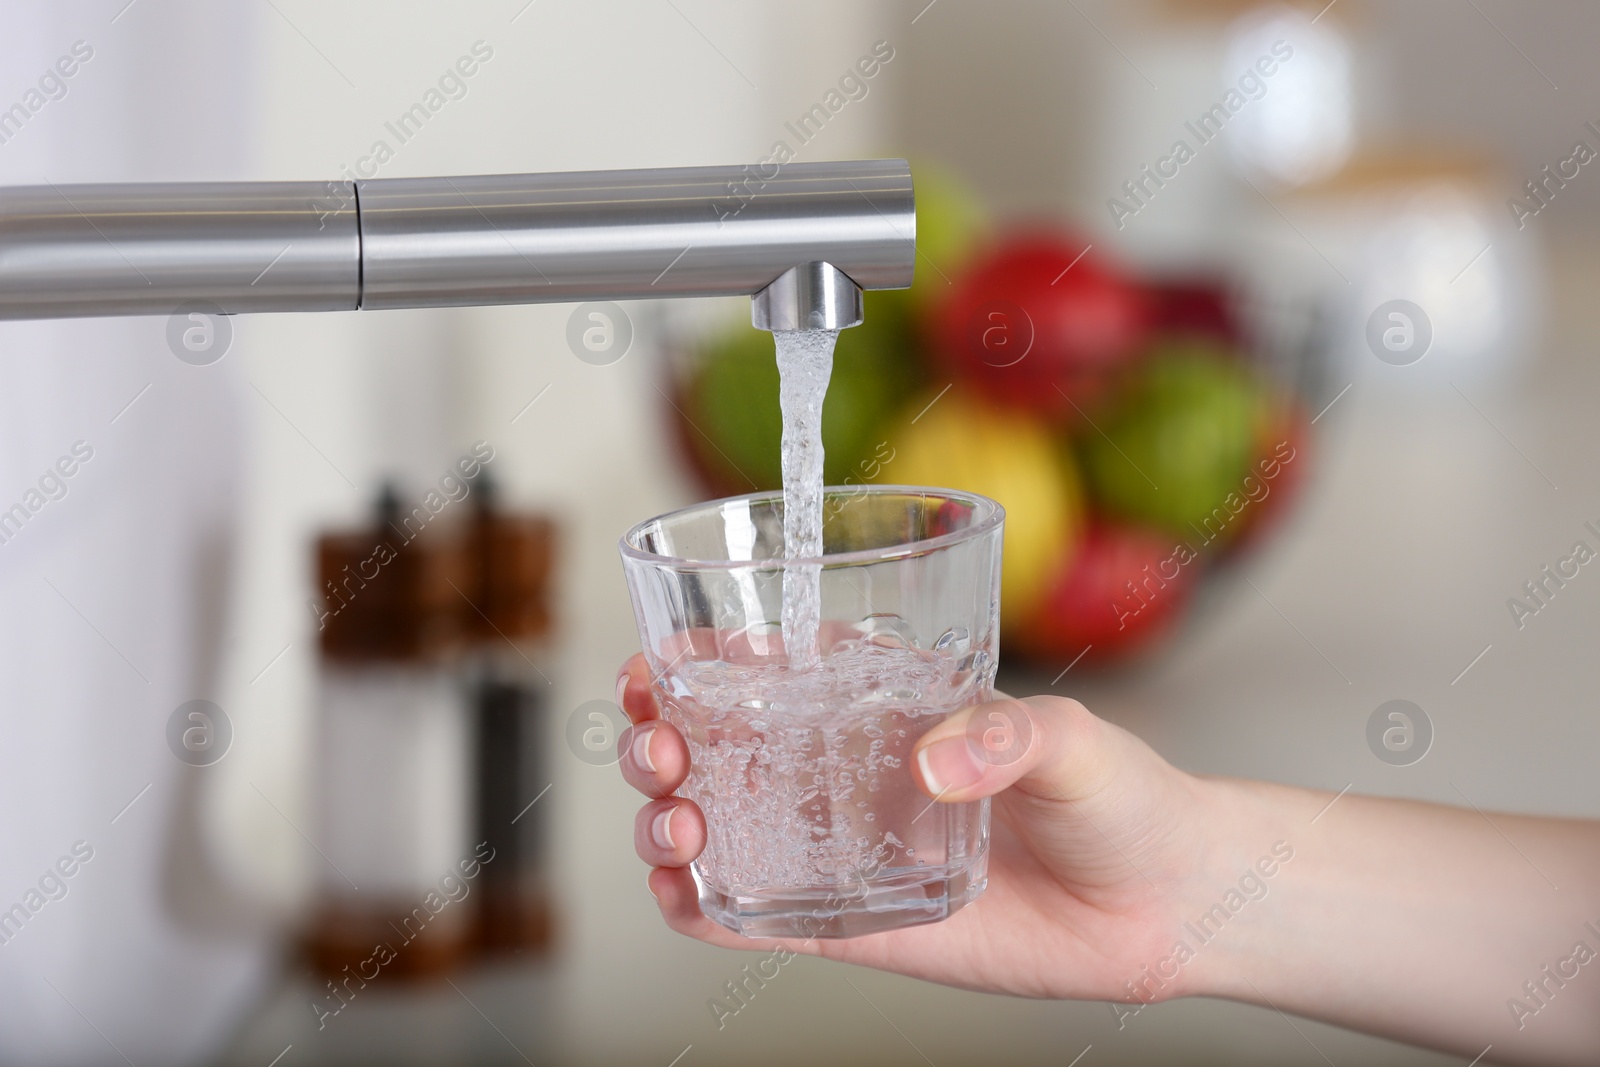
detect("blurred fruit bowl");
top-left (664, 165), bottom-right (1321, 670)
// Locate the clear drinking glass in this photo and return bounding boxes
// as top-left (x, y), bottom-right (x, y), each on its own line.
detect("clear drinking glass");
top-left (620, 485), bottom-right (1003, 938)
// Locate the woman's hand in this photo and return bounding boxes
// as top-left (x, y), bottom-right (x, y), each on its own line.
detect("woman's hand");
top-left (615, 651), bottom-right (1600, 1062)
top-left (613, 653), bottom-right (1239, 1002)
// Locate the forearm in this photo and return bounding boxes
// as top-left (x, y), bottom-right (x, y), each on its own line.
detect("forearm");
top-left (1183, 777), bottom-right (1600, 1064)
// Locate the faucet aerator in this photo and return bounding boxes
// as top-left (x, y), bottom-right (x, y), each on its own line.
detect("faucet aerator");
top-left (751, 262), bottom-right (864, 333)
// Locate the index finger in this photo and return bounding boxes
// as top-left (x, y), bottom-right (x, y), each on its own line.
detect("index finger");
top-left (616, 653), bottom-right (661, 724)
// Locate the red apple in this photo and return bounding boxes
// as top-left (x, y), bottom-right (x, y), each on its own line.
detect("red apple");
top-left (1012, 522), bottom-right (1202, 664)
top-left (930, 231), bottom-right (1149, 420)
top-left (1145, 277), bottom-right (1242, 346)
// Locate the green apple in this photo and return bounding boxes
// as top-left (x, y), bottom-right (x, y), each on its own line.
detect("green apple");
top-left (683, 324), bottom-right (781, 491)
top-left (1079, 344), bottom-right (1267, 541)
top-left (685, 290), bottom-right (926, 492)
top-left (911, 163), bottom-right (990, 294)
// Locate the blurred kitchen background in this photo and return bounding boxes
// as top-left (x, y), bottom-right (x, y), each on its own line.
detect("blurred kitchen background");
top-left (2, 0), bottom-right (1598, 1064)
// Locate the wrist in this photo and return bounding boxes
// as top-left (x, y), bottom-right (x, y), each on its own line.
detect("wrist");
top-left (1154, 775), bottom-right (1302, 1003)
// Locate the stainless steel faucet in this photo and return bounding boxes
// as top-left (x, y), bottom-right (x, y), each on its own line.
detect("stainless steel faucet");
top-left (0, 159), bottom-right (914, 331)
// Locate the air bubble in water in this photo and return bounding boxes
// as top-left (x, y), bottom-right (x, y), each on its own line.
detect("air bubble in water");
top-left (660, 638), bottom-right (994, 895)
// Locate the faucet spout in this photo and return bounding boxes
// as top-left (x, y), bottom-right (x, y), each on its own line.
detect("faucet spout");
top-left (751, 262), bottom-right (864, 332)
top-left (0, 160), bottom-right (914, 321)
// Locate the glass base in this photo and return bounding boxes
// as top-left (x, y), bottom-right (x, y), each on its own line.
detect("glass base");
top-left (695, 858), bottom-right (988, 939)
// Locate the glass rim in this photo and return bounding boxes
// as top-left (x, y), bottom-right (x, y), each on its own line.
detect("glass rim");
top-left (618, 484), bottom-right (1004, 570)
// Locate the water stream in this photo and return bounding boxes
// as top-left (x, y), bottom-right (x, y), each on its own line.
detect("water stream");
top-left (773, 327), bottom-right (839, 672)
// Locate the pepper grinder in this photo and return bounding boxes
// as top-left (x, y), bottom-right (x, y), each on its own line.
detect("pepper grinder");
top-left (462, 475), bottom-right (558, 955)
top-left (305, 487), bottom-right (474, 980)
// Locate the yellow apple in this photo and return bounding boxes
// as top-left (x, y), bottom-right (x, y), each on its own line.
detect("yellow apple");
top-left (876, 388), bottom-right (1084, 626)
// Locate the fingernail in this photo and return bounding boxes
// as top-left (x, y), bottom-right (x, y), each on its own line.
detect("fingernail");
top-left (650, 808), bottom-right (677, 852)
top-left (615, 672), bottom-right (630, 709)
top-left (916, 736), bottom-right (985, 795)
top-left (630, 723), bottom-right (658, 775)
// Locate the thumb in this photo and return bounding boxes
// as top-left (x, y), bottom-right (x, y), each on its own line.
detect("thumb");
top-left (912, 695), bottom-right (1117, 804)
